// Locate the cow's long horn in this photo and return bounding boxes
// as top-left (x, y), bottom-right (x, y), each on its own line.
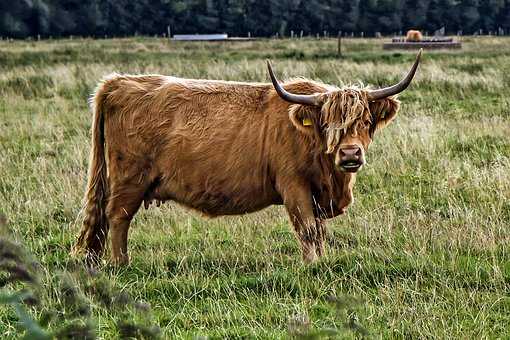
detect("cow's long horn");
top-left (367, 49), bottom-right (422, 101)
top-left (267, 60), bottom-right (320, 106)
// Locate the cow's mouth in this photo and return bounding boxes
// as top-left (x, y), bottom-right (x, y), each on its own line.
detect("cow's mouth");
top-left (340, 160), bottom-right (363, 173)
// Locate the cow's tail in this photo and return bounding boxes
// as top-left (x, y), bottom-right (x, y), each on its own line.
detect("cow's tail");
top-left (72, 81), bottom-right (111, 261)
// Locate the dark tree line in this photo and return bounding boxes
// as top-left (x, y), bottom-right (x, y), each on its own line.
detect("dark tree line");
top-left (2, 0), bottom-right (510, 38)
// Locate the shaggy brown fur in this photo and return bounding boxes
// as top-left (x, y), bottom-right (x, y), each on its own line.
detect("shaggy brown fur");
top-left (72, 74), bottom-right (400, 265)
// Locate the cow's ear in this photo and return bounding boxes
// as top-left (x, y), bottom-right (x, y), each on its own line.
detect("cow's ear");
top-left (288, 104), bottom-right (320, 135)
top-left (370, 97), bottom-right (401, 134)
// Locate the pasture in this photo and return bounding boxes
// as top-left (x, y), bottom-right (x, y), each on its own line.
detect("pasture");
top-left (1, 36), bottom-right (510, 338)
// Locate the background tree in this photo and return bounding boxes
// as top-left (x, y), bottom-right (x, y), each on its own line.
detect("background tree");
top-left (0, 0), bottom-right (37, 38)
top-left (496, 0), bottom-right (510, 32)
top-left (478, 0), bottom-right (504, 33)
top-left (357, 0), bottom-right (378, 34)
top-left (1, 0), bottom-right (510, 38)
top-left (289, 0), bottom-right (328, 36)
top-left (426, 0), bottom-right (445, 32)
top-left (403, 0), bottom-right (429, 31)
top-left (374, 0), bottom-right (404, 34)
top-left (457, 0), bottom-right (480, 34)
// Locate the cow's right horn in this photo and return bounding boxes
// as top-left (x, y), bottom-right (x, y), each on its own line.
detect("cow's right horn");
top-left (267, 60), bottom-right (321, 106)
top-left (366, 49), bottom-right (422, 101)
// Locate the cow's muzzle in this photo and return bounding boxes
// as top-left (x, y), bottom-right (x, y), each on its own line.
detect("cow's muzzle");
top-left (337, 145), bottom-right (364, 173)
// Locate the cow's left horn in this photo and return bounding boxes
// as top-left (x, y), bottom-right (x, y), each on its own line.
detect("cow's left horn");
top-left (267, 60), bottom-right (321, 106)
top-left (367, 49), bottom-right (422, 101)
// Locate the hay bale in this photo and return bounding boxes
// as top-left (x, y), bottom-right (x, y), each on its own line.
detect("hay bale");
top-left (406, 30), bottom-right (423, 42)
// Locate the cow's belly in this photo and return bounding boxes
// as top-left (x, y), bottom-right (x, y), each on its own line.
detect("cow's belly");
top-left (146, 122), bottom-right (281, 215)
top-left (179, 192), bottom-right (279, 216)
top-left (152, 169), bottom-right (281, 217)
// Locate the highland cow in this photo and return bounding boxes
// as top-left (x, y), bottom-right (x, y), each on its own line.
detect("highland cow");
top-left (73, 51), bottom-right (422, 265)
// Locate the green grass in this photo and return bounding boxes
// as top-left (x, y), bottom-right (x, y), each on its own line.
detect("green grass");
top-left (1, 36), bottom-right (510, 338)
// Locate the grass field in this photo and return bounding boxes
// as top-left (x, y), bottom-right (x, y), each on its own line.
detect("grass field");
top-left (1, 36), bottom-right (510, 338)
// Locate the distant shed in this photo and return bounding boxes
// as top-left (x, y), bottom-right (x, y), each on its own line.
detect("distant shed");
top-left (173, 34), bottom-right (228, 41)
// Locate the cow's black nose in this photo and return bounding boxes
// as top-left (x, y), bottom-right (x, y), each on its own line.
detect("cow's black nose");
top-left (338, 145), bottom-right (364, 172)
top-left (340, 146), bottom-right (362, 159)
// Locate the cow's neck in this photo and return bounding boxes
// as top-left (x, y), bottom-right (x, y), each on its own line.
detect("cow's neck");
top-left (314, 154), bottom-right (356, 217)
top-left (332, 170), bottom-right (355, 212)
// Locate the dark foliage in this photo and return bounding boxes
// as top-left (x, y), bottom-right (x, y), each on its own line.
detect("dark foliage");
top-left (0, 0), bottom-right (508, 39)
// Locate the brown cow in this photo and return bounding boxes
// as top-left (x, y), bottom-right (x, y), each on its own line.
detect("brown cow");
top-left (72, 51), bottom-right (422, 265)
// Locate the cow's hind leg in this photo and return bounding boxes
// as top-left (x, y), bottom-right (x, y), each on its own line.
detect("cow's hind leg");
top-left (105, 152), bottom-right (153, 266)
top-left (106, 182), bottom-right (146, 266)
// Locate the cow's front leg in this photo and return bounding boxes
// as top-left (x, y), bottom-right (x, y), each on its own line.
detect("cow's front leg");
top-left (281, 183), bottom-right (321, 263)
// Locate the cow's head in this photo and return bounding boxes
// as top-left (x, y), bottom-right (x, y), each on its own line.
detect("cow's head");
top-left (267, 50), bottom-right (421, 173)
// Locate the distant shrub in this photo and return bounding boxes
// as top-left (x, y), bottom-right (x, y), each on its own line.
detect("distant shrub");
top-left (281, 50), bottom-right (306, 60)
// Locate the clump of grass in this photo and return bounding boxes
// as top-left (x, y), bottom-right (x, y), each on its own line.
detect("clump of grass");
top-left (452, 63), bottom-right (485, 74)
top-left (0, 214), bottom-right (160, 339)
top-left (0, 213), bottom-right (49, 338)
top-left (288, 295), bottom-right (369, 339)
top-left (0, 75), bottom-right (55, 99)
top-left (446, 134), bottom-right (510, 167)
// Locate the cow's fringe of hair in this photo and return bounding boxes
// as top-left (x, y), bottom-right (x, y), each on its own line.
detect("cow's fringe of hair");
top-left (321, 87), bottom-right (371, 153)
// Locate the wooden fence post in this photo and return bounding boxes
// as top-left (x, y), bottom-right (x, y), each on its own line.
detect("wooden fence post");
top-left (337, 31), bottom-right (342, 57)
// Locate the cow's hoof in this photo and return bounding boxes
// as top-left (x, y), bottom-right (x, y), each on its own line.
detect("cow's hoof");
top-left (302, 249), bottom-right (318, 264)
top-left (111, 255), bottom-right (130, 266)
top-left (71, 249), bottom-right (103, 268)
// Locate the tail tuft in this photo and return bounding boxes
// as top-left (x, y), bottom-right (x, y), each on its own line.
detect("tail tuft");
top-left (72, 80), bottom-right (112, 262)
